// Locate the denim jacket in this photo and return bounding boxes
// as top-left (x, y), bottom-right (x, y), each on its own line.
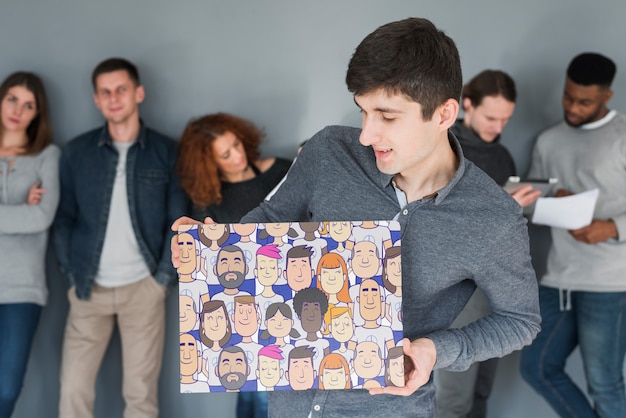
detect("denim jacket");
top-left (54, 123), bottom-right (188, 300)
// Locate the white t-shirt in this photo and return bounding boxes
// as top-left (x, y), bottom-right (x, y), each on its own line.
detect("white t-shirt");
top-left (96, 142), bottom-right (150, 287)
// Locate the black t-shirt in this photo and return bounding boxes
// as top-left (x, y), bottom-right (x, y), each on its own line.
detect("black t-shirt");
top-left (191, 157), bottom-right (292, 223)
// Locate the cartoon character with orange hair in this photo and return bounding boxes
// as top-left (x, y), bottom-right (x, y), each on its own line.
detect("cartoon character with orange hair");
top-left (316, 252), bottom-right (352, 307)
top-left (318, 353), bottom-right (351, 390)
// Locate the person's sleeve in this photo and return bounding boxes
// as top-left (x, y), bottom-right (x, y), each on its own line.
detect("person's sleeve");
top-left (427, 212), bottom-right (541, 371)
top-left (608, 129), bottom-right (626, 241)
top-left (611, 215), bottom-right (626, 241)
top-left (53, 146), bottom-right (77, 287)
top-left (155, 143), bottom-right (190, 287)
top-left (242, 137), bottom-right (318, 224)
top-left (0, 145), bottom-right (60, 234)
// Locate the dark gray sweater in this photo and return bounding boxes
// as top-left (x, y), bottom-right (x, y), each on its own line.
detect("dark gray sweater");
top-left (451, 120), bottom-right (516, 186)
top-left (242, 125), bottom-right (540, 418)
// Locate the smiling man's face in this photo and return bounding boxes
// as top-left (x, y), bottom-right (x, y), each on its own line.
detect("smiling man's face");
top-left (358, 279), bottom-right (382, 321)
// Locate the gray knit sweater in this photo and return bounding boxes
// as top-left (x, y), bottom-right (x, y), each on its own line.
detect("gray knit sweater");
top-left (528, 110), bottom-right (626, 292)
top-left (0, 144), bottom-right (60, 305)
top-left (242, 125), bottom-right (540, 418)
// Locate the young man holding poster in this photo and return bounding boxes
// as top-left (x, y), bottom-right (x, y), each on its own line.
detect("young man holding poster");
top-left (173, 17), bottom-right (540, 417)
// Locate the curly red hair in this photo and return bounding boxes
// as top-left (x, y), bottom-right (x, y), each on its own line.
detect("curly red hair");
top-left (177, 113), bottom-right (263, 207)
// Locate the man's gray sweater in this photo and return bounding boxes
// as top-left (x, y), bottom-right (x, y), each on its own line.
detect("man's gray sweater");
top-left (242, 125), bottom-right (540, 418)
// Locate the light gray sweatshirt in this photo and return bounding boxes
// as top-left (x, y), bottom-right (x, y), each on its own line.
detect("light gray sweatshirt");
top-left (0, 144), bottom-right (60, 305)
top-left (529, 111), bottom-right (626, 294)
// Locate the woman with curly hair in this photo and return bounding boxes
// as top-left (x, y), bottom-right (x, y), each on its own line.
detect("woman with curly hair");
top-left (177, 112), bottom-right (292, 418)
top-left (177, 112), bottom-right (292, 223)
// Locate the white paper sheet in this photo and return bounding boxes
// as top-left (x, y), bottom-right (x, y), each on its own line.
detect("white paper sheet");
top-left (531, 189), bottom-right (599, 229)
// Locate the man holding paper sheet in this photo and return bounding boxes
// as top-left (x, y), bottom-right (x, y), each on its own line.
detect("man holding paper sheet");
top-left (520, 52), bottom-right (626, 418)
top-left (172, 17), bottom-right (541, 417)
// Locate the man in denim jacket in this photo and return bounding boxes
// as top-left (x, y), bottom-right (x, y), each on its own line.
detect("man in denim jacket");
top-left (54, 57), bottom-right (187, 418)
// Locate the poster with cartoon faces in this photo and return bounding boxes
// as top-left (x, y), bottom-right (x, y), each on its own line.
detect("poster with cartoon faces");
top-left (178, 221), bottom-right (403, 393)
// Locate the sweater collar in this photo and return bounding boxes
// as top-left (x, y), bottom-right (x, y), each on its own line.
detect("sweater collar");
top-left (378, 131), bottom-right (466, 205)
top-left (579, 109), bottom-right (616, 130)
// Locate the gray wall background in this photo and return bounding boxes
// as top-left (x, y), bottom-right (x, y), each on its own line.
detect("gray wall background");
top-left (3, 1), bottom-right (625, 417)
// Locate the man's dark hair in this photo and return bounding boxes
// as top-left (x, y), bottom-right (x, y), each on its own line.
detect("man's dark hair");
top-left (567, 52), bottom-right (616, 88)
top-left (462, 70), bottom-right (517, 108)
top-left (288, 345), bottom-right (315, 362)
top-left (286, 245), bottom-right (313, 261)
top-left (346, 17), bottom-right (462, 120)
top-left (91, 57), bottom-right (140, 90)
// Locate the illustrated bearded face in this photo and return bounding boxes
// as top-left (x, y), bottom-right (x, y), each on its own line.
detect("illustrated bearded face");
top-left (217, 270), bottom-right (245, 289)
top-left (215, 249), bottom-right (247, 289)
top-left (217, 349), bottom-right (249, 390)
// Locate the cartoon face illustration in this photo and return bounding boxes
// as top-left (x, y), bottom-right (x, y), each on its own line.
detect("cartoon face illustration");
top-left (214, 245), bottom-right (248, 289)
top-left (232, 297), bottom-right (260, 338)
top-left (319, 353), bottom-right (351, 390)
top-left (216, 346), bottom-right (250, 391)
top-left (179, 294), bottom-right (197, 333)
top-left (383, 247), bottom-right (402, 292)
top-left (353, 341), bottom-right (383, 380)
top-left (329, 221), bottom-right (352, 243)
top-left (284, 246), bottom-right (315, 292)
top-left (385, 346), bottom-right (405, 388)
top-left (317, 253), bottom-right (350, 304)
top-left (200, 300), bottom-right (232, 349)
top-left (350, 241), bottom-right (380, 279)
top-left (177, 232), bottom-right (198, 276)
top-left (265, 223), bottom-right (291, 237)
top-left (301, 302), bottom-right (322, 333)
top-left (202, 223), bottom-right (229, 241)
top-left (387, 256), bottom-right (401, 287)
top-left (180, 333), bottom-right (199, 378)
top-left (265, 304), bottom-right (295, 339)
top-left (357, 279), bottom-right (383, 322)
top-left (286, 346), bottom-right (317, 390)
top-left (232, 223), bottom-right (256, 238)
top-left (299, 222), bottom-right (320, 234)
top-left (329, 308), bottom-right (354, 343)
top-left (293, 288), bottom-right (329, 335)
top-left (255, 246), bottom-right (282, 287)
top-left (320, 266), bottom-right (344, 295)
top-left (256, 345), bottom-right (284, 389)
top-left (256, 255), bottom-right (281, 286)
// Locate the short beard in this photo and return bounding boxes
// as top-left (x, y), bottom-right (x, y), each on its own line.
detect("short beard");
top-left (218, 271), bottom-right (245, 289)
top-left (220, 372), bottom-right (246, 390)
top-left (563, 107), bottom-right (606, 127)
